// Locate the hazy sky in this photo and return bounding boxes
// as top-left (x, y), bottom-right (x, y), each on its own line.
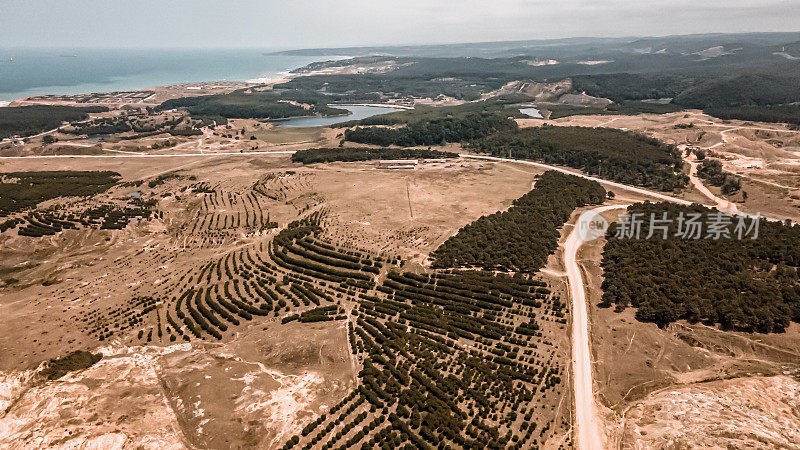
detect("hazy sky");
top-left (3, 0), bottom-right (799, 49)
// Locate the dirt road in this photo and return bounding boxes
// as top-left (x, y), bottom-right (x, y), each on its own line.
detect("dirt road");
top-left (564, 204), bottom-right (627, 449)
top-left (0, 150), bottom-right (296, 159)
top-left (683, 155), bottom-right (739, 215)
top-left (461, 154), bottom-right (693, 206)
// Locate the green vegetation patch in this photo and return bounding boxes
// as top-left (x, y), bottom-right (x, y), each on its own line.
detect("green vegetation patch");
top-left (157, 90), bottom-right (348, 120)
top-left (275, 71), bottom-right (517, 102)
top-left (0, 105), bottom-right (108, 139)
top-left (703, 104), bottom-right (800, 126)
top-left (0, 171), bottom-right (121, 216)
top-left (471, 125), bottom-right (688, 191)
top-left (602, 202), bottom-right (800, 332)
top-left (696, 159), bottom-right (741, 194)
top-left (571, 73), bottom-right (696, 103)
top-left (572, 72), bottom-right (800, 125)
top-left (542, 101), bottom-right (683, 119)
top-left (673, 73), bottom-right (800, 109)
top-left (40, 350), bottom-right (103, 381)
top-left (431, 171), bottom-right (606, 272)
top-left (283, 268), bottom-right (567, 448)
top-left (291, 147), bottom-right (458, 164)
top-left (344, 111), bottom-right (518, 147)
top-left (60, 114), bottom-right (209, 137)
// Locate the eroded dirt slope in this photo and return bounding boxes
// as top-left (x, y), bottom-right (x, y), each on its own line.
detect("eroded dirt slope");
top-left (621, 376), bottom-right (800, 449)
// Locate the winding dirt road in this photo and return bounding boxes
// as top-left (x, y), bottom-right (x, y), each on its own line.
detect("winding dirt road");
top-left (683, 155), bottom-right (739, 215)
top-left (461, 154), bottom-right (693, 206)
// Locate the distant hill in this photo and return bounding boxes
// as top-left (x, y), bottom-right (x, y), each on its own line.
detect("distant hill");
top-left (271, 32), bottom-right (800, 60)
top-left (275, 32), bottom-right (800, 124)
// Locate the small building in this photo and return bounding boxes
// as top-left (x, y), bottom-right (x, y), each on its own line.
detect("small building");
top-left (386, 165), bottom-right (416, 170)
top-left (379, 159), bottom-right (418, 167)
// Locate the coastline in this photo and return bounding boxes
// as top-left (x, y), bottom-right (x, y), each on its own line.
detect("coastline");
top-left (0, 49), bottom-right (324, 104)
top-left (1, 60), bottom-right (412, 111)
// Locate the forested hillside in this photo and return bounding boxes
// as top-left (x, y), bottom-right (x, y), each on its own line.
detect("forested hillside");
top-left (431, 171), bottom-right (606, 272)
top-left (571, 74), bottom-right (696, 102)
top-left (572, 72), bottom-right (800, 125)
top-left (276, 73), bottom-right (513, 102)
top-left (672, 73), bottom-right (800, 109)
top-left (601, 202), bottom-right (800, 332)
top-left (703, 104), bottom-right (800, 126)
top-left (346, 116), bottom-right (686, 191)
top-left (157, 90), bottom-right (348, 120)
top-left (0, 105), bottom-right (107, 139)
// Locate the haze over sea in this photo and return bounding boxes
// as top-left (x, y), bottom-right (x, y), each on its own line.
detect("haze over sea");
top-left (0, 48), bottom-right (325, 103)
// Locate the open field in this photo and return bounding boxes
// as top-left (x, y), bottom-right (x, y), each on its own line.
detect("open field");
top-left (3, 81), bottom-right (800, 448)
top-left (0, 322), bottom-right (355, 448)
top-left (1, 148), bottom-right (578, 448)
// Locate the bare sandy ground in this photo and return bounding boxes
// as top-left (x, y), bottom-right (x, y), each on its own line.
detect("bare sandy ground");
top-left (621, 376), bottom-right (800, 448)
top-left (0, 321), bottom-right (355, 449)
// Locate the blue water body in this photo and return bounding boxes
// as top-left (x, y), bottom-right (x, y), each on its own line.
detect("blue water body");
top-left (279, 105), bottom-right (403, 128)
top-left (0, 48), bottom-right (323, 102)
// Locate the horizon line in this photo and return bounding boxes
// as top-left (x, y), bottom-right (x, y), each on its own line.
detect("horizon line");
top-left (2, 30), bottom-right (800, 53)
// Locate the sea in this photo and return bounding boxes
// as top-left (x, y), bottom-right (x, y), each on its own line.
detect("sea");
top-left (0, 48), bottom-right (328, 103)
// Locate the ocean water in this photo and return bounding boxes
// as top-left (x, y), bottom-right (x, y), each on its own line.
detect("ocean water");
top-left (0, 48), bottom-right (324, 102)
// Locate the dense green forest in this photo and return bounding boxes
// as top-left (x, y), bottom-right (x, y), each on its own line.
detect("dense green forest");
top-left (0, 105), bottom-right (108, 139)
top-left (572, 72), bottom-right (800, 124)
top-left (345, 112), bottom-right (517, 147)
top-left (275, 73), bottom-right (517, 102)
top-left (471, 125), bottom-right (688, 191)
top-left (702, 104), bottom-right (800, 126)
top-left (571, 74), bottom-right (697, 102)
top-left (157, 90), bottom-right (348, 120)
top-left (601, 202), bottom-right (800, 332)
top-left (672, 73), bottom-right (800, 109)
top-left (291, 147), bottom-right (458, 164)
top-left (0, 171), bottom-right (120, 215)
top-left (61, 114), bottom-right (208, 137)
top-left (542, 101), bottom-right (683, 119)
top-left (570, 72), bottom-right (800, 109)
top-left (431, 171), bottom-right (606, 272)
